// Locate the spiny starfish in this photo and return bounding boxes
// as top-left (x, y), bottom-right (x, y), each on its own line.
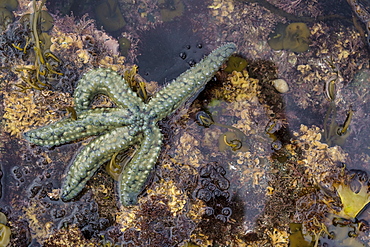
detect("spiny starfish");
top-left (24, 43), bottom-right (237, 206)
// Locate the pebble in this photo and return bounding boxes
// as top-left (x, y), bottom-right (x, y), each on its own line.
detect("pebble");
top-left (272, 79), bottom-right (289, 93)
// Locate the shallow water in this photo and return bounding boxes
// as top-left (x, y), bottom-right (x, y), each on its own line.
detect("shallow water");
top-left (1, 0), bottom-right (370, 246)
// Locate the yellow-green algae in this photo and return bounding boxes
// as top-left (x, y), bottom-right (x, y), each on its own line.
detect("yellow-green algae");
top-left (268, 22), bottom-right (310, 53)
top-left (224, 56), bottom-right (248, 73)
top-left (0, 7), bottom-right (13, 31)
top-left (334, 182), bottom-right (370, 219)
top-left (289, 223), bottom-right (313, 247)
top-left (118, 37), bottom-right (131, 56)
top-left (0, 0), bottom-right (18, 10)
top-left (0, 212), bottom-right (10, 247)
top-left (94, 0), bottom-right (126, 32)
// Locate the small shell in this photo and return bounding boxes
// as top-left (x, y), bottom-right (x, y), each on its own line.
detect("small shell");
top-left (272, 79), bottom-right (289, 93)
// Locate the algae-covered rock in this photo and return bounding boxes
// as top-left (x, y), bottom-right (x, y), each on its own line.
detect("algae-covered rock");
top-left (268, 22), bottom-right (310, 53)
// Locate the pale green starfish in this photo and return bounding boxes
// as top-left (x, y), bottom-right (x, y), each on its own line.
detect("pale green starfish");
top-left (24, 43), bottom-right (237, 206)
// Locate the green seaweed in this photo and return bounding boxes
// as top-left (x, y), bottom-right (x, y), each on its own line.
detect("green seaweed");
top-left (95, 0), bottom-right (126, 32)
top-left (322, 102), bottom-right (352, 147)
top-left (0, 7), bottom-right (14, 31)
top-left (268, 22), bottom-right (310, 53)
top-left (118, 37), bottom-right (131, 57)
top-left (224, 56), bottom-right (248, 73)
top-left (0, 0), bottom-right (18, 11)
top-left (289, 223), bottom-right (314, 247)
top-left (0, 212), bottom-right (10, 247)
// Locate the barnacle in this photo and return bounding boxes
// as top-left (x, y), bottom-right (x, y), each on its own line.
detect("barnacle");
top-left (266, 228), bottom-right (289, 247)
top-left (2, 89), bottom-right (72, 138)
top-left (293, 125), bottom-right (346, 183)
top-left (146, 179), bottom-right (187, 216)
top-left (208, 0), bottom-right (235, 22)
top-left (44, 226), bottom-right (96, 246)
top-left (217, 70), bottom-right (259, 102)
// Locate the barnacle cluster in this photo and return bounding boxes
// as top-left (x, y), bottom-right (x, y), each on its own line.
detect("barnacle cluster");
top-left (44, 226), bottom-right (96, 246)
top-left (22, 200), bottom-right (54, 241)
top-left (207, 0), bottom-right (235, 23)
top-left (215, 70), bottom-right (260, 102)
top-left (266, 228), bottom-right (289, 247)
top-left (115, 175), bottom-right (204, 246)
top-left (294, 23), bottom-right (365, 109)
top-left (288, 125), bottom-right (370, 245)
top-left (2, 89), bottom-right (72, 137)
top-left (50, 15), bottom-right (123, 70)
top-left (293, 125), bottom-right (347, 183)
top-left (146, 179), bottom-right (188, 216)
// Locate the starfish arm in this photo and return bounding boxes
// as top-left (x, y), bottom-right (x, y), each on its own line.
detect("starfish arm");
top-left (146, 43), bottom-right (236, 121)
top-left (74, 68), bottom-right (144, 112)
top-left (61, 126), bottom-right (141, 201)
top-left (23, 108), bottom-right (136, 147)
top-left (118, 124), bottom-right (162, 206)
